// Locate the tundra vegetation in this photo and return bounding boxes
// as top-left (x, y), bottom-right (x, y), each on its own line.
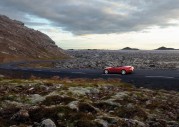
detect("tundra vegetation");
top-left (0, 77), bottom-right (178, 127)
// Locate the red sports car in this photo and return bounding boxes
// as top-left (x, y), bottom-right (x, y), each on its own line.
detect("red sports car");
top-left (104, 66), bottom-right (134, 75)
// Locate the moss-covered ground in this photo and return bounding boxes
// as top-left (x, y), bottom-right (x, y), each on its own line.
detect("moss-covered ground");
top-left (0, 77), bottom-right (178, 127)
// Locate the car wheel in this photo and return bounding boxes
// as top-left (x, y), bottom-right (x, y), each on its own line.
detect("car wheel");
top-left (121, 70), bottom-right (126, 75)
top-left (104, 70), bottom-right (109, 74)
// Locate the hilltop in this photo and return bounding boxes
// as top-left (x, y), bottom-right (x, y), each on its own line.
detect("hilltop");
top-left (155, 46), bottom-right (175, 50)
top-left (122, 47), bottom-right (139, 50)
top-left (0, 15), bottom-right (70, 63)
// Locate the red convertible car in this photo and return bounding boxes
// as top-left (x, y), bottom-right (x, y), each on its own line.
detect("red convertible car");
top-left (104, 66), bottom-right (134, 75)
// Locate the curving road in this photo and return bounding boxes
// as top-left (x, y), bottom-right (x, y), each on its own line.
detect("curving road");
top-left (0, 62), bottom-right (179, 91)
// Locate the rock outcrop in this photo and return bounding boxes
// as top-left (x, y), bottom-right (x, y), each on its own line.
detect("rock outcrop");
top-left (0, 15), bottom-right (70, 63)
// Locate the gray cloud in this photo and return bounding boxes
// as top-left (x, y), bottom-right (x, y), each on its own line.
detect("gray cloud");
top-left (1, 0), bottom-right (179, 35)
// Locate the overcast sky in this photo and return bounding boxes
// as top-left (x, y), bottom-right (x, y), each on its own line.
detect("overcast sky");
top-left (1, 0), bottom-right (179, 49)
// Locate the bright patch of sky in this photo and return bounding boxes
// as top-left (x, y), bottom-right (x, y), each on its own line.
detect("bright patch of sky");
top-left (38, 24), bottom-right (179, 50)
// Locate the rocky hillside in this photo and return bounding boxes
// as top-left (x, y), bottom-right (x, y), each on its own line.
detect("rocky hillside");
top-left (0, 15), bottom-right (70, 63)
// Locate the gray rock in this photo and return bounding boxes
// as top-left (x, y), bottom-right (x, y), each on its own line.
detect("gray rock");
top-left (124, 118), bottom-right (146, 127)
top-left (11, 109), bottom-right (29, 121)
top-left (68, 87), bottom-right (99, 96)
top-left (30, 94), bottom-right (45, 104)
top-left (112, 91), bottom-right (129, 100)
top-left (41, 119), bottom-right (56, 127)
top-left (94, 119), bottom-right (108, 127)
top-left (0, 74), bottom-right (5, 78)
top-left (126, 103), bottom-right (135, 109)
top-left (67, 101), bottom-right (79, 111)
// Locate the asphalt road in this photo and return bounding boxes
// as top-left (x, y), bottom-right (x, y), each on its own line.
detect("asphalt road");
top-left (0, 62), bottom-right (179, 91)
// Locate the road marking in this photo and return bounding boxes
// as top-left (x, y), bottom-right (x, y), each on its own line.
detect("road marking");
top-left (145, 76), bottom-right (175, 79)
top-left (71, 72), bottom-right (86, 74)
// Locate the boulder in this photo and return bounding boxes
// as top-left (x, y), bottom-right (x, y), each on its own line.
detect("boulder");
top-left (41, 119), bottom-right (56, 127)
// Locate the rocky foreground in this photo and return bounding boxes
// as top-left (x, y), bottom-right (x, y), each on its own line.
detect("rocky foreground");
top-left (54, 50), bottom-right (179, 70)
top-left (0, 77), bottom-right (178, 127)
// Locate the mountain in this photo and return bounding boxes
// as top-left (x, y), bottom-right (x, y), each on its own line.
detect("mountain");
top-left (0, 15), bottom-right (70, 63)
top-left (155, 46), bottom-right (175, 50)
top-left (122, 47), bottom-right (139, 50)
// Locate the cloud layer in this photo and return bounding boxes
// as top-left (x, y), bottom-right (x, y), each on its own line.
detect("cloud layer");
top-left (1, 0), bottom-right (179, 35)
